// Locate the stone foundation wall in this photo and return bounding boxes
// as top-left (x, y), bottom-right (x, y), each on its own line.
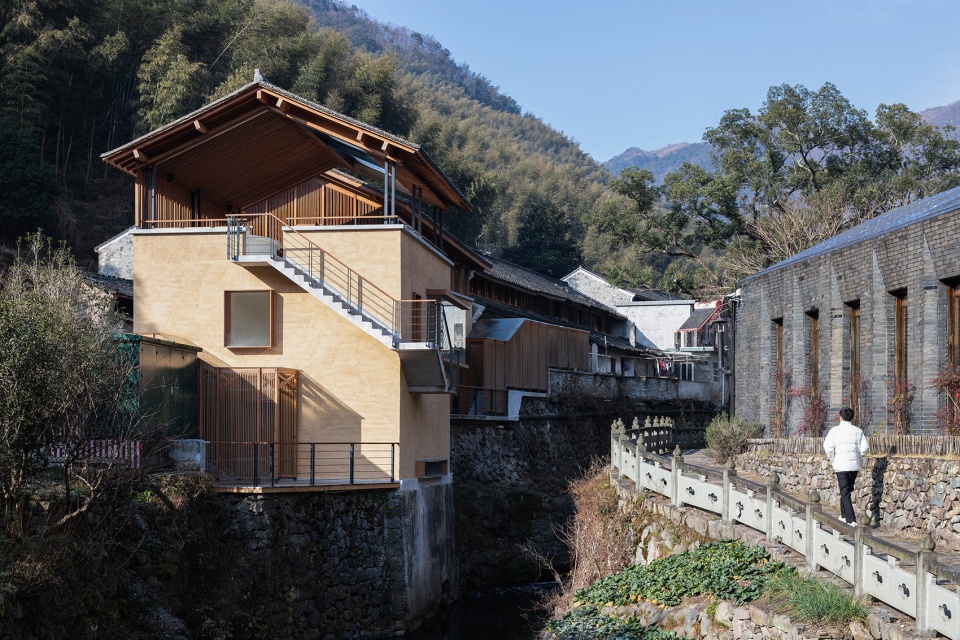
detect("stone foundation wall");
top-left (217, 480), bottom-right (456, 638)
top-left (736, 452), bottom-right (960, 551)
top-left (451, 412), bottom-right (610, 586)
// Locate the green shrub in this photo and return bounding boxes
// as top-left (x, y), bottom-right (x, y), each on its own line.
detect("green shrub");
top-left (572, 540), bottom-right (786, 608)
top-left (766, 569), bottom-right (868, 624)
top-left (544, 606), bottom-right (686, 640)
top-left (705, 415), bottom-right (763, 463)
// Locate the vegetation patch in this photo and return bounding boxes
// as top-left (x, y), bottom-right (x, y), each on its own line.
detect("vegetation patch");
top-left (544, 606), bottom-right (687, 640)
top-left (766, 569), bottom-right (869, 624)
top-left (544, 541), bottom-right (787, 639)
top-left (572, 540), bottom-right (785, 608)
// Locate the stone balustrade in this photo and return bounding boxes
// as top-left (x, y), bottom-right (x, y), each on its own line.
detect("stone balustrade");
top-left (611, 428), bottom-right (960, 640)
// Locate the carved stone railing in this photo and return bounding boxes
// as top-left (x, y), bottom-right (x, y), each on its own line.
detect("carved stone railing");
top-left (610, 428), bottom-right (960, 640)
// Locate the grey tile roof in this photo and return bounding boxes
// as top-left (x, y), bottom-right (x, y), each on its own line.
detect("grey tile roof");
top-left (481, 254), bottom-right (623, 317)
top-left (742, 185), bottom-right (960, 282)
top-left (628, 288), bottom-right (684, 302)
top-left (83, 272), bottom-right (133, 298)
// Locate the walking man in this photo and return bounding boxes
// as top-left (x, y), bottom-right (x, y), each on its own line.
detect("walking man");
top-left (823, 407), bottom-right (869, 524)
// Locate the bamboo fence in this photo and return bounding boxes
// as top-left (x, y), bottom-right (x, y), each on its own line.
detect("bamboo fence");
top-left (747, 435), bottom-right (960, 456)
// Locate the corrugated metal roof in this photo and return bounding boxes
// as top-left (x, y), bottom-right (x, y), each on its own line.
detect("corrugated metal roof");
top-left (678, 307), bottom-right (717, 331)
top-left (742, 185), bottom-right (960, 282)
top-left (469, 318), bottom-right (526, 341)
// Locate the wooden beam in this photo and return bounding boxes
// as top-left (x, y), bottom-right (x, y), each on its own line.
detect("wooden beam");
top-left (381, 140), bottom-right (390, 152)
top-left (356, 131), bottom-right (364, 142)
top-left (132, 148), bottom-right (150, 162)
top-left (276, 97), bottom-right (291, 114)
top-left (194, 119), bottom-right (209, 133)
top-left (257, 90), bottom-right (270, 104)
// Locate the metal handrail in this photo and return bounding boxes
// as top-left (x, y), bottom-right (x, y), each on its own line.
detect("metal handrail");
top-left (205, 441), bottom-right (399, 488)
top-left (226, 213), bottom-right (443, 346)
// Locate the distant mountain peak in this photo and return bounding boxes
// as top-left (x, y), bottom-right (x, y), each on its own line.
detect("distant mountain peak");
top-left (603, 141), bottom-right (713, 182)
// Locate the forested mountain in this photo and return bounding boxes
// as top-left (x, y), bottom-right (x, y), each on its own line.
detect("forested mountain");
top-left (4, 0), bottom-right (960, 296)
top-left (0, 0), bottom-right (606, 274)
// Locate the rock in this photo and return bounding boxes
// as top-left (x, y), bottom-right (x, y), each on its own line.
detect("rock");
top-left (771, 614), bottom-right (791, 633)
top-left (749, 604), bottom-right (770, 627)
top-left (867, 613), bottom-right (883, 639)
top-left (733, 606), bottom-right (752, 620)
top-left (715, 600), bottom-right (734, 625)
top-left (850, 620), bottom-right (872, 640)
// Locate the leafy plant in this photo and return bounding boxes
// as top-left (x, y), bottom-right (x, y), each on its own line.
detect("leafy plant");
top-left (572, 541), bottom-right (786, 608)
top-left (787, 385), bottom-right (827, 436)
top-left (705, 415), bottom-right (763, 463)
top-left (932, 363), bottom-right (960, 435)
top-left (888, 380), bottom-right (916, 435)
top-left (544, 606), bottom-right (686, 640)
top-left (766, 569), bottom-right (868, 624)
top-left (770, 370), bottom-right (791, 437)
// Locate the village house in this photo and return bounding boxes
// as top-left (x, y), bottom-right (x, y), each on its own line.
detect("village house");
top-left (733, 185), bottom-right (960, 435)
top-left (563, 266), bottom-right (727, 407)
top-left (100, 78), bottom-right (493, 619)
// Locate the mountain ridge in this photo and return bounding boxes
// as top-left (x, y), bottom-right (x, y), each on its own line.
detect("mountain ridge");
top-left (605, 100), bottom-right (960, 181)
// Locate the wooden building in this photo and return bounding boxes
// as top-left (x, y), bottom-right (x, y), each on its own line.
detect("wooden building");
top-left (102, 79), bottom-right (488, 487)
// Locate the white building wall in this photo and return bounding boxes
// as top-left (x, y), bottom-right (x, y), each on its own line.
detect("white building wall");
top-left (616, 301), bottom-right (694, 350)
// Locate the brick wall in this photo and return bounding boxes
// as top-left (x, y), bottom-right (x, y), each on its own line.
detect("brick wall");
top-left (734, 208), bottom-right (960, 435)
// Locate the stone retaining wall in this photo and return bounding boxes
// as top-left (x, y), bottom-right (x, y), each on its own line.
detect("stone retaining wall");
top-left (735, 451), bottom-right (960, 552)
top-left (216, 480), bottom-right (456, 638)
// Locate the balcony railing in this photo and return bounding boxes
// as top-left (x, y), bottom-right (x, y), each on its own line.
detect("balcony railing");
top-left (452, 386), bottom-right (508, 417)
top-left (226, 213), bottom-right (443, 347)
top-left (205, 441), bottom-right (398, 488)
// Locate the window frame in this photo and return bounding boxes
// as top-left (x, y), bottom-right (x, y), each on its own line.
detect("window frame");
top-left (224, 290), bottom-right (275, 348)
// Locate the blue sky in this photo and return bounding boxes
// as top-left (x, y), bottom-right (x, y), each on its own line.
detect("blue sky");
top-left (347, 0), bottom-right (960, 163)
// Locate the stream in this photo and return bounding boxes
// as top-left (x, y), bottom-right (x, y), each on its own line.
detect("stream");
top-left (408, 583), bottom-right (556, 640)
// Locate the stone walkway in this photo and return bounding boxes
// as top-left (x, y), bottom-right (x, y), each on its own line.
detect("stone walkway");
top-left (680, 448), bottom-right (960, 571)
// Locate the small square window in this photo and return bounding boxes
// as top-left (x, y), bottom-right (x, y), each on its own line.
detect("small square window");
top-left (225, 291), bottom-right (274, 348)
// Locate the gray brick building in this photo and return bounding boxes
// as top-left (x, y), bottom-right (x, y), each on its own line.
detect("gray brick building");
top-left (733, 186), bottom-right (960, 435)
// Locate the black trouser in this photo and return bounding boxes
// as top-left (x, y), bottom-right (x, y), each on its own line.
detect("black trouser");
top-left (836, 471), bottom-right (858, 523)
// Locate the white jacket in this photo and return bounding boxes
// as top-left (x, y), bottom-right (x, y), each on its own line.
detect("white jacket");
top-left (823, 421), bottom-right (868, 472)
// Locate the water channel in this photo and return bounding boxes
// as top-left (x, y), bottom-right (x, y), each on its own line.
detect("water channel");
top-left (408, 584), bottom-right (555, 640)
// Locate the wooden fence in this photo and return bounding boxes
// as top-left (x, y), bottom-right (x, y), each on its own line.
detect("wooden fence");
top-left (747, 435), bottom-right (960, 456)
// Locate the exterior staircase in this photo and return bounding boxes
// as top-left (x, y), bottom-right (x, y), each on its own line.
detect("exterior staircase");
top-left (226, 215), bottom-right (449, 392)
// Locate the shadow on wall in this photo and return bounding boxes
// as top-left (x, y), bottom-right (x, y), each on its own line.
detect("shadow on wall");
top-left (871, 454), bottom-right (888, 526)
top-left (299, 373), bottom-right (363, 442)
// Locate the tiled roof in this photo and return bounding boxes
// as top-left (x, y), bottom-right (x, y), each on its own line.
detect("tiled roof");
top-left (678, 307), bottom-right (717, 332)
top-left (83, 272), bottom-right (133, 298)
top-left (628, 288), bottom-right (685, 302)
top-left (742, 185), bottom-right (960, 282)
top-left (480, 254), bottom-right (623, 317)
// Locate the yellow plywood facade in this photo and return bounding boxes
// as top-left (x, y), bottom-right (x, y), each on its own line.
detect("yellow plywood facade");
top-left (133, 226), bottom-right (452, 479)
